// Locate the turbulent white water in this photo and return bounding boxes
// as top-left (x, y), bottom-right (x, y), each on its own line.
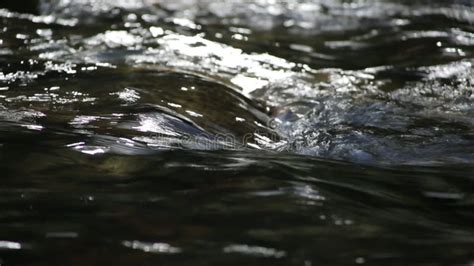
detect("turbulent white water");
top-left (0, 0), bottom-right (473, 165)
top-left (1, 2), bottom-right (474, 266)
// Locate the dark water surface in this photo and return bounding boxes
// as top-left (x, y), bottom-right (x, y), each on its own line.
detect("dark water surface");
top-left (0, 0), bottom-right (473, 265)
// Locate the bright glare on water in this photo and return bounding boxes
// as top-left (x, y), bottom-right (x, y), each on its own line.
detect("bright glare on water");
top-left (0, 0), bottom-right (473, 265)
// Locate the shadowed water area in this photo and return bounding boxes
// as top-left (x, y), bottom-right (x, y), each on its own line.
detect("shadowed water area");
top-left (0, 0), bottom-right (473, 265)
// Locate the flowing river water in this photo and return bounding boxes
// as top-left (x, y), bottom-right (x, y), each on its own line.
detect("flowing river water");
top-left (0, 0), bottom-right (473, 265)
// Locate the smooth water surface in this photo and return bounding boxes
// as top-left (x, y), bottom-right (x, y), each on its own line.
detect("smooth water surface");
top-left (0, 0), bottom-right (473, 265)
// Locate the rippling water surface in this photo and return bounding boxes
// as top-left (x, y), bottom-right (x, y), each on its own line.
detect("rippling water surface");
top-left (0, 0), bottom-right (473, 265)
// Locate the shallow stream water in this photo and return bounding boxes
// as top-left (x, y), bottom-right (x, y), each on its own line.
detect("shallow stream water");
top-left (0, 1), bottom-right (473, 265)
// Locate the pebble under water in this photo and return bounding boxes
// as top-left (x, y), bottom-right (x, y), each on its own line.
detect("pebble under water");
top-left (0, 0), bottom-right (473, 265)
